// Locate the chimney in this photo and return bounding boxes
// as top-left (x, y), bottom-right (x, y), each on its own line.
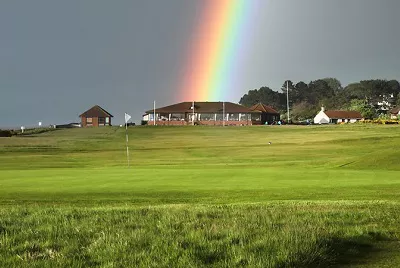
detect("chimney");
top-left (321, 106), bottom-right (325, 112)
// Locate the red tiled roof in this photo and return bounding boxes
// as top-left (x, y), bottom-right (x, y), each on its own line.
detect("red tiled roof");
top-left (390, 107), bottom-right (400, 114)
top-left (145, 102), bottom-right (254, 114)
top-left (325, 110), bottom-right (362, 119)
top-left (80, 105), bottom-right (113, 118)
top-left (249, 103), bottom-right (279, 114)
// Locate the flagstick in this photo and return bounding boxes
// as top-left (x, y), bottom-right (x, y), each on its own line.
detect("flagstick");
top-left (124, 112), bottom-right (132, 168)
top-left (153, 100), bottom-right (156, 126)
top-left (286, 81), bottom-right (290, 123)
top-left (192, 100), bottom-right (195, 126)
top-left (223, 102), bottom-right (225, 127)
top-left (125, 120), bottom-right (130, 168)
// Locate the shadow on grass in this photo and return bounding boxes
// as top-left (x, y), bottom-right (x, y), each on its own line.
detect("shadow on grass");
top-left (297, 232), bottom-right (398, 268)
top-left (327, 237), bottom-right (376, 267)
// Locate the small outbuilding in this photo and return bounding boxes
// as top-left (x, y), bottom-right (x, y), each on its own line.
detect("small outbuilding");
top-left (389, 107), bottom-right (400, 119)
top-left (249, 103), bottom-right (280, 125)
top-left (80, 105), bottom-right (113, 127)
top-left (314, 107), bottom-right (363, 124)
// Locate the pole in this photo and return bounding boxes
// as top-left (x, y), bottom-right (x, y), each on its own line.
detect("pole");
top-left (192, 100), bottom-right (195, 125)
top-left (286, 81), bottom-right (290, 123)
top-left (153, 100), bottom-right (156, 126)
top-left (223, 102), bottom-right (225, 127)
top-left (125, 121), bottom-right (130, 167)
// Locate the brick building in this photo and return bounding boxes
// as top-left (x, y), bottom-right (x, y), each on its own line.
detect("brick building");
top-left (80, 105), bottom-right (113, 127)
top-left (142, 101), bottom-right (280, 126)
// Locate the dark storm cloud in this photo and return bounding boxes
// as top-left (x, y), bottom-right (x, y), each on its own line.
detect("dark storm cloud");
top-left (0, 0), bottom-right (399, 126)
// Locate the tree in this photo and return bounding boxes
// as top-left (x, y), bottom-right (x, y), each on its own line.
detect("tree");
top-left (322, 78), bottom-right (343, 93)
top-left (307, 79), bottom-right (335, 105)
top-left (388, 80), bottom-right (400, 100)
top-left (344, 83), bottom-right (366, 99)
top-left (239, 87), bottom-right (285, 110)
top-left (291, 102), bottom-right (318, 121)
top-left (293, 81), bottom-right (309, 103)
top-left (280, 80), bottom-right (295, 93)
top-left (238, 78), bottom-right (400, 121)
top-left (280, 80), bottom-right (294, 113)
top-left (348, 99), bottom-right (376, 119)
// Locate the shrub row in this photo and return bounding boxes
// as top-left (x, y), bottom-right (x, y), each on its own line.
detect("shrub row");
top-left (0, 130), bottom-right (16, 137)
top-left (361, 119), bottom-right (399, 124)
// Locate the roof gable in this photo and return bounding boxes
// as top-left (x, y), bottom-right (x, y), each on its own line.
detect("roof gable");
top-left (249, 103), bottom-right (279, 114)
top-left (80, 105), bottom-right (113, 118)
top-left (390, 107), bottom-right (400, 114)
top-left (324, 110), bottom-right (362, 119)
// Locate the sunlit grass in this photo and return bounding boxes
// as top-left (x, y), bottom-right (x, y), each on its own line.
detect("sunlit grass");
top-left (0, 125), bottom-right (400, 267)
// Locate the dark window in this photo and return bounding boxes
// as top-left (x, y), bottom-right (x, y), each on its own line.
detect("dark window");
top-left (98, 117), bottom-right (105, 125)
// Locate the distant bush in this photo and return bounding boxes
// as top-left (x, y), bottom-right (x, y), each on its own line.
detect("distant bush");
top-left (17, 127), bottom-right (58, 136)
top-left (361, 119), bottom-right (399, 125)
top-left (0, 130), bottom-right (14, 137)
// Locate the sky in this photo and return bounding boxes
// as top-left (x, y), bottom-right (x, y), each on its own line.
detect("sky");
top-left (1, 0), bottom-right (399, 127)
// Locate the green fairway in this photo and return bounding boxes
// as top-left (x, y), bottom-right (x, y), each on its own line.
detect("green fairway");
top-left (0, 125), bottom-right (400, 267)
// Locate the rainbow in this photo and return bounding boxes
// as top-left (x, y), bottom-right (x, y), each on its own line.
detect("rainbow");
top-left (180, 0), bottom-right (255, 102)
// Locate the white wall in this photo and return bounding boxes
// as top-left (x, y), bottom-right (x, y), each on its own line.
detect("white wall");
top-left (314, 111), bottom-right (330, 124)
top-left (337, 118), bottom-right (360, 124)
top-left (339, 119), bottom-right (360, 123)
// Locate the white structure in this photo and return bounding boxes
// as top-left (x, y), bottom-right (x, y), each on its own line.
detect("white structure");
top-left (142, 114), bottom-right (150, 121)
top-left (377, 93), bottom-right (395, 112)
top-left (314, 107), bottom-right (330, 124)
top-left (314, 107), bottom-right (363, 124)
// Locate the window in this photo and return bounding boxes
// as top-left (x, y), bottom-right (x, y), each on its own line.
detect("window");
top-left (105, 117), bottom-right (110, 124)
top-left (239, 113), bottom-right (249, 121)
top-left (199, 113), bottom-right (215, 121)
top-left (171, 113), bottom-right (185, 121)
top-left (86, 117), bottom-right (92, 123)
top-left (251, 114), bottom-right (261, 121)
top-left (216, 113), bottom-right (224, 121)
top-left (160, 113), bottom-right (169, 121)
top-left (98, 117), bottom-right (105, 126)
top-left (228, 113), bottom-right (239, 121)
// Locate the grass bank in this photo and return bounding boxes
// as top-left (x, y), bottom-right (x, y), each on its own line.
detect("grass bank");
top-left (0, 125), bottom-right (399, 267)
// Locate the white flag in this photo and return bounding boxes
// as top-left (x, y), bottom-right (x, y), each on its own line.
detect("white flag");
top-left (125, 113), bottom-right (131, 123)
